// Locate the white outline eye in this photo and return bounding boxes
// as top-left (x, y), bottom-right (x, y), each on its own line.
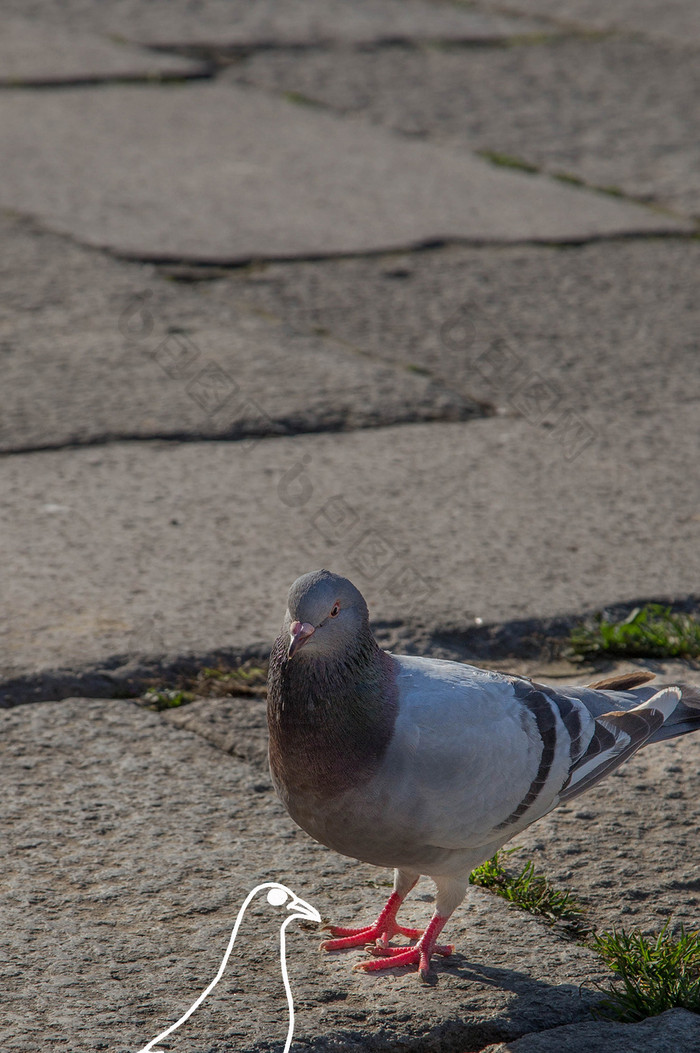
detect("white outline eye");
top-left (267, 887), bottom-right (288, 906)
top-left (330, 603), bottom-right (340, 618)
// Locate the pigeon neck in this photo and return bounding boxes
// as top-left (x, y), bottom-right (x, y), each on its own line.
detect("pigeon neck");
top-left (267, 629), bottom-right (397, 798)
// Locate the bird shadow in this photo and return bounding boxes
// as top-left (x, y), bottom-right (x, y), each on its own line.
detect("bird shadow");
top-left (321, 941), bottom-right (602, 1052)
top-left (438, 954), bottom-right (605, 1042)
top-left (324, 942), bottom-right (601, 1010)
top-left (436, 952), bottom-right (588, 994)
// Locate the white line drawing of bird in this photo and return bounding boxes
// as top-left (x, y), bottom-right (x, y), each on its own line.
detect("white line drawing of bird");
top-left (136, 881), bottom-right (320, 1053)
top-left (267, 569), bottom-right (700, 982)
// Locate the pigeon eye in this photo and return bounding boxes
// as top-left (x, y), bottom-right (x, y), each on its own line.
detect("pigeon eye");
top-left (330, 603), bottom-right (340, 618)
top-left (267, 887), bottom-right (288, 906)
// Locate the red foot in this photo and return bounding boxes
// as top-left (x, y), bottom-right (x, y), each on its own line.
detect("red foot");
top-left (320, 921), bottom-right (422, 950)
top-left (320, 891), bottom-right (422, 952)
top-left (352, 914), bottom-right (453, 981)
top-left (366, 941), bottom-right (454, 958)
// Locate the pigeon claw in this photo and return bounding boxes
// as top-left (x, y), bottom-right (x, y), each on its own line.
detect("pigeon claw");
top-left (321, 921), bottom-right (423, 951)
top-left (353, 940), bottom-right (454, 978)
top-left (320, 927), bottom-right (393, 952)
top-left (353, 945), bottom-right (431, 975)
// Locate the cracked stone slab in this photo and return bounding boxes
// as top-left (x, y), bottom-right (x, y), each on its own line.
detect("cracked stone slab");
top-left (1, 696), bottom-right (610, 1052)
top-left (1, 407), bottom-right (699, 689)
top-left (164, 694), bottom-right (272, 771)
top-left (0, 0), bottom-right (557, 48)
top-left (0, 16), bottom-right (207, 85)
top-left (0, 214), bottom-right (477, 454)
top-left (229, 238), bottom-right (700, 418)
top-left (0, 83), bottom-right (688, 265)
top-left (482, 1008), bottom-right (700, 1053)
top-left (234, 36), bottom-right (700, 219)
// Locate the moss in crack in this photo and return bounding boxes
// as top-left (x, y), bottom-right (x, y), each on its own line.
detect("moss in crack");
top-left (477, 150), bottom-right (539, 175)
top-left (142, 659), bottom-right (269, 704)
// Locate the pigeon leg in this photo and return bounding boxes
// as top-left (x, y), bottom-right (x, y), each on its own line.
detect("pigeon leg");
top-left (353, 912), bottom-right (454, 981)
top-left (320, 872), bottom-right (420, 951)
top-left (320, 891), bottom-right (422, 950)
top-left (353, 877), bottom-right (466, 980)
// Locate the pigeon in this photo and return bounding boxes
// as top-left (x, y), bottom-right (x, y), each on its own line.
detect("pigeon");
top-left (267, 569), bottom-right (700, 981)
top-left (137, 882), bottom-right (320, 1053)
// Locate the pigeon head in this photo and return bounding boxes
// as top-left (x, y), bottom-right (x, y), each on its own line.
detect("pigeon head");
top-left (268, 570), bottom-right (396, 802)
top-left (284, 569), bottom-right (369, 661)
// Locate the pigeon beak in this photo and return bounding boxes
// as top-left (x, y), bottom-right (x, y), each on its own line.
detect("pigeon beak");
top-left (288, 620), bottom-right (315, 659)
top-left (287, 894), bottom-right (321, 924)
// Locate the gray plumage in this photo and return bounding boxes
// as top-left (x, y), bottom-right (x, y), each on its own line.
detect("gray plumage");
top-left (267, 570), bottom-right (700, 980)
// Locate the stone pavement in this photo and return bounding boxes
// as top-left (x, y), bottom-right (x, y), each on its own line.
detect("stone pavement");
top-left (1, 2), bottom-right (699, 1050)
top-left (3, 694), bottom-right (699, 1053)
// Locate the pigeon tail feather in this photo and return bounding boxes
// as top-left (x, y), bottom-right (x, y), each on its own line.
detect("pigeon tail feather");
top-left (646, 683), bottom-right (700, 743)
top-left (559, 687), bottom-right (683, 804)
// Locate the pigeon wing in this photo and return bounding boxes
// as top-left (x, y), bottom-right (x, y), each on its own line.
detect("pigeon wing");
top-left (368, 657), bottom-right (593, 853)
top-left (367, 660), bottom-right (682, 858)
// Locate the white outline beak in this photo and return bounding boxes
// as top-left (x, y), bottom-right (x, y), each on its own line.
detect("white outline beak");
top-left (287, 895), bottom-right (321, 924)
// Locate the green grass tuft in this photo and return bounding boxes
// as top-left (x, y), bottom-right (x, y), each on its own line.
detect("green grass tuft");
top-left (592, 923), bottom-right (700, 1021)
top-left (143, 688), bottom-right (193, 710)
top-left (468, 850), bottom-right (700, 1021)
top-left (470, 850), bottom-right (589, 934)
top-left (570, 603), bottom-right (700, 660)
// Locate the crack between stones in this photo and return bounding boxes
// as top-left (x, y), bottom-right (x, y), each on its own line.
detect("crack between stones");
top-left (146, 33), bottom-right (569, 63)
top-left (0, 69), bottom-right (213, 91)
top-left (468, 1016), bottom-right (586, 1053)
top-left (3, 35), bottom-right (697, 229)
top-left (475, 150), bottom-right (697, 223)
top-left (0, 404), bottom-right (493, 458)
top-left (0, 27), bottom-right (617, 96)
top-left (104, 228), bottom-right (700, 269)
top-left (4, 204), bottom-right (697, 282)
top-left (0, 27), bottom-right (629, 96)
top-left (3, 593), bottom-right (698, 709)
top-left (0, 643), bottom-right (271, 710)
